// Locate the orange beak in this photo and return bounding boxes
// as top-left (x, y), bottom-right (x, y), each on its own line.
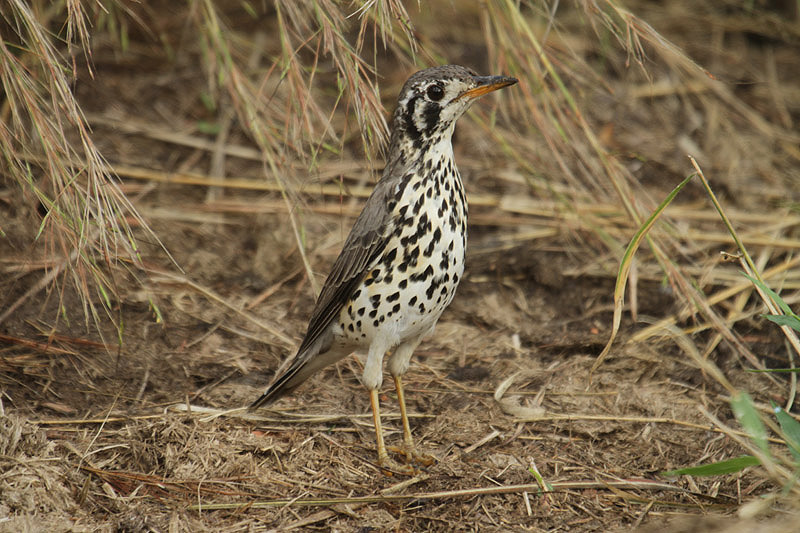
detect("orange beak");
top-left (456, 75), bottom-right (518, 101)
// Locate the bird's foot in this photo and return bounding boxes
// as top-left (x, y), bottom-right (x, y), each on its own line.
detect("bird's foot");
top-left (387, 444), bottom-right (436, 468)
top-left (377, 452), bottom-right (418, 476)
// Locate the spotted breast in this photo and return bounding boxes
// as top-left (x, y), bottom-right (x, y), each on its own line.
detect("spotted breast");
top-left (333, 143), bottom-right (467, 361)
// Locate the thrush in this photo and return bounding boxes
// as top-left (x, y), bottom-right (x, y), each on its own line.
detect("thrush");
top-left (251, 65), bottom-right (517, 472)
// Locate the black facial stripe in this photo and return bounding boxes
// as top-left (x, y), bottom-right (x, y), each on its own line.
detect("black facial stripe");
top-left (421, 100), bottom-right (441, 135)
top-left (404, 95), bottom-right (422, 142)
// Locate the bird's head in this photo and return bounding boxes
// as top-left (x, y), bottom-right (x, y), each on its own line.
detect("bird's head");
top-left (390, 65), bottom-right (517, 151)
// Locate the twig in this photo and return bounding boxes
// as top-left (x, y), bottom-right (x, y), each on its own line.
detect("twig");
top-left (187, 478), bottom-right (705, 511)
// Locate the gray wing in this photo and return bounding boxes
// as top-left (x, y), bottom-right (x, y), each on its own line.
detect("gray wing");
top-left (250, 160), bottom-right (408, 408)
top-left (297, 178), bottom-right (397, 355)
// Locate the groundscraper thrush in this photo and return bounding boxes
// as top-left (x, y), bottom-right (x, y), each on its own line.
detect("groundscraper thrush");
top-left (251, 65), bottom-right (517, 473)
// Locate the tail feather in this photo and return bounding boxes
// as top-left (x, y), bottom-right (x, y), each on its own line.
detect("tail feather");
top-left (249, 356), bottom-right (310, 409)
top-left (249, 337), bottom-right (352, 410)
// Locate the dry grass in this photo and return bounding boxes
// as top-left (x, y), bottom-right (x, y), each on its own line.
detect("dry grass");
top-left (1, 0), bottom-right (799, 530)
top-left (0, 1), bottom-right (156, 344)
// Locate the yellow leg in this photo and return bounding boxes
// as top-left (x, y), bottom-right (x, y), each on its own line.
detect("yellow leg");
top-left (369, 388), bottom-right (390, 466)
top-left (392, 375), bottom-right (435, 467)
top-left (394, 375), bottom-right (415, 450)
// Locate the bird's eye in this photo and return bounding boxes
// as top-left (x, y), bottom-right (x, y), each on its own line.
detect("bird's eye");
top-left (426, 84), bottom-right (444, 101)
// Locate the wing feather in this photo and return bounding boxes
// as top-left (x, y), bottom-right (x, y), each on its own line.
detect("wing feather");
top-left (249, 153), bottom-right (410, 409)
top-left (296, 173), bottom-right (400, 356)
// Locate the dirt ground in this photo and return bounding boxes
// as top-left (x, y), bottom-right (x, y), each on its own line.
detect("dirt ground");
top-left (2, 1), bottom-right (799, 532)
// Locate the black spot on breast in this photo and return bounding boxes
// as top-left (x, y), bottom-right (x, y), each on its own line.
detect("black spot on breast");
top-left (348, 324), bottom-right (355, 332)
top-left (369, 309), bottom-right (378, 318)
top-left (357, 307), bottom-right (365, 316)
top-left (399, 279), bottom-right (408, 289)
top-left (401, 232), bottom-right (419, 248)
top-left (387, 291), bottom-right (400, 302)
top-left (409, 295), bottom-right (417, 306)
top-left (458, 186), bottom-right (466, 204)
top-left (392, 303), bottom-right (401, 313)
top-left (371, 295), bottom-right (381, 309)
top-left (410, 264), bottom-right (434, 282)
top-left (405, 246), bottom-right (420, 264)
top-left (439, 251), bottom-right (450, 270)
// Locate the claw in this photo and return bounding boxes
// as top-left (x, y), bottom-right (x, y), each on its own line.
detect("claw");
top-left (377, 455), bottom-right (418, 476)
top-left (387, 444), bottom-right (436, 468)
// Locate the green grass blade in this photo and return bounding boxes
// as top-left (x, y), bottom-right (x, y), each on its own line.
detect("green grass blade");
top-left (743, 273), bottom-right (797, 317)
top-left (527, 466), bottom-right (554, 494)
top-left (772, 404), bottom-right (800, 463)
top-left (731, 392), bottom-right (771, 455)
top-left (149, 298), bottom-right (164, 324)
top-left (764, 314), bottom-right (800, 333)
top-left (593, 171), bottom-right (695, 372)
top-left (661, 455), bottom-right (761, 477)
